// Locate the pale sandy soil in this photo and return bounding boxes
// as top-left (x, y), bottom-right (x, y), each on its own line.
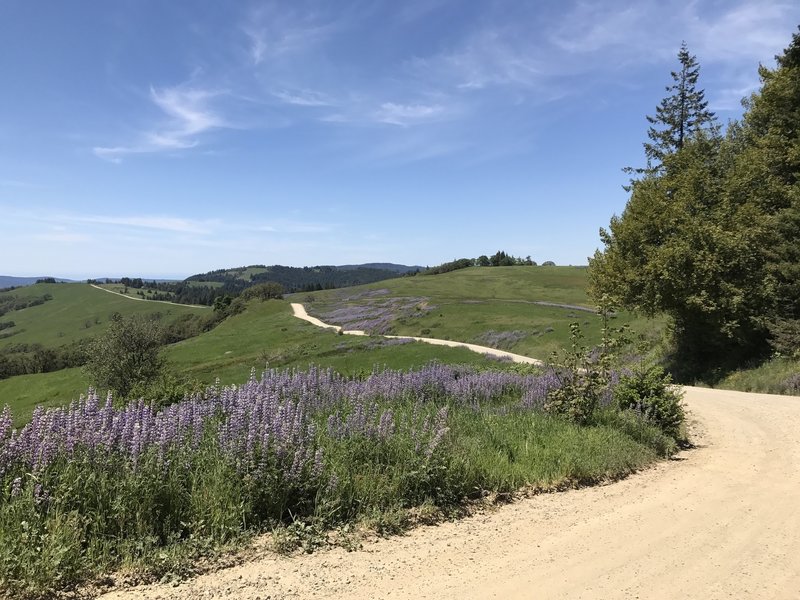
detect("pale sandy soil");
top-left (290, 302), bottom-right (542, 364)
top-left (98, 386), bottom-right (800, 599)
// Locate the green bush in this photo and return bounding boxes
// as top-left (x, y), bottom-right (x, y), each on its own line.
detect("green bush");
top-left (615, 366), bottom-right (684, 439)
top-left (128, 372), bottom-right (207, 409)
top-left (240, 282), bottom-right (284, 301)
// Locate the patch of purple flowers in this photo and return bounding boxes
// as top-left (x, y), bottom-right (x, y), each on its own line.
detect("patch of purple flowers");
top-left (478, 330), bottom-right (529, 350)
top-left (311, 296), bottom-right (435, 334)
top-left (1, 365), bottom-right (566, 487)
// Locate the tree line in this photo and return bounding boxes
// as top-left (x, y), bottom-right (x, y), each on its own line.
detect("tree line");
top-left (424, 251), bottom-right (549, 275)
top-left (590, 31), bottom-right (800, 380)
top-left (94, 264), bottom-right (413, 306)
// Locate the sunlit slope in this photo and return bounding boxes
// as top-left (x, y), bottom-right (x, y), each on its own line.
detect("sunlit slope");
top-left (301, 266), bottom-right (664, 359)
top-left (0, 283), bottom-right (205, 349)
top-left (0, 299), bottom-right (502, 425)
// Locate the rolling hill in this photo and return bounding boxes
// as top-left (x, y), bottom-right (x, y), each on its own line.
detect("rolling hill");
top-left (299, 265), bottom-right (665, 360)
top-left (0, 282), bottom-right (205, 350)
top-left (0, 266), bottom-right (667, 426)
top-left (186, 262), bottom-right (420, 293)
top-left (0, 275), bottom-right (74, 288)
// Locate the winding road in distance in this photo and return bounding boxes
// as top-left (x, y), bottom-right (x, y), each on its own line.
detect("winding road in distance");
top-left (99, 305), bottom-right (800, 599)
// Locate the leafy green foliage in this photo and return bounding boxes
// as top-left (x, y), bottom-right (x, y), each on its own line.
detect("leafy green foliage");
top-left (0, 293), bottom-right (52, 318)
top-left (127, 372), bottom-right (207, 409)
top-left (591, 34), bottom-right (800, 379)
top-left (239, 281), bottom-right (284, 301)
top-left (84, 315), bottom-right (166, 398)
top-left (544, 323), bottom-right (606, 424)
top-left (615, 366), bottom-right (685, 440)
top-left (544, 312), bottom-right (629, 425)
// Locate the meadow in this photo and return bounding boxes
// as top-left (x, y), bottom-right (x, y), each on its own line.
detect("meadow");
top-left (302, 266), bottom-right (665, 359)
top-left (0, 283), bottom-right (204, 350)
top-left (0, 266), bottom-right (695, 597)
top-left (0, 299), bottom-right (503, 426)
top-left (0, 363), bottom-right (677, 598)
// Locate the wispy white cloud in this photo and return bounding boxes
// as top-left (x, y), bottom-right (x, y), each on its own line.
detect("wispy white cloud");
top-left (0, 179), bottom-right (45, 189)
top-left (411, 28), bottom-right (544, 91)
top-left (711, 82), bottom-right (759, 111)
top-left (8, 205), bottom-right (334, 238)
top-left (92, 0), bottom-right (800, 166)
top-left (93, 85), bottom-right (227, 161)
top-left (272, 88), bottom-right (333, 107)
top-left (373, 102), bottom-right (447, 126)
top-left (72, 214), bottom-right (218, 234)
top-left (688, 2), bottom-right (797, 63)
top-left (33, 231), bottom-right (91, 243)
top-left (243, 3), bottom-right (343, 65)
top-left (549, 0), bottom-right (797, 70)
top-left (253, 219), bottom-right (334, 234)
top-left (549, 3), bottom-right (662, 57)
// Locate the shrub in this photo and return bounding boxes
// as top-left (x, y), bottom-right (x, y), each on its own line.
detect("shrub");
top-left (544, 324), bottom-right (608, 425)
top-left (84, 314), bottom-right (165, 398)
top-left (781, 373), bottom-right (800, 395)
top-left (615, 366), bottom-right (684, 439)
top-left (240, 282), bottom-right (284, 301)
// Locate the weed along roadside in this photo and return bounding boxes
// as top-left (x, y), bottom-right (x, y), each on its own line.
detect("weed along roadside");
top-left (0, 349), bottom-right (683, 598)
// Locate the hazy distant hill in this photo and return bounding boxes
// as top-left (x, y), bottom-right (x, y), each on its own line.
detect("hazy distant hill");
top-left (186, 263), bottom-right (419, 293)
top-left (0, 276), bottom-right (74, 288)
top-left (335, 263), bottom-right (422, 274)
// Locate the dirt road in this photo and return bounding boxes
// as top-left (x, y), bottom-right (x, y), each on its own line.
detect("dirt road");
top-left (89, 284), bottom-right (209, 309)
top-left (100, 386), bottom-right (800, 599)
top-left (290, 302), bottom-right (542, 365)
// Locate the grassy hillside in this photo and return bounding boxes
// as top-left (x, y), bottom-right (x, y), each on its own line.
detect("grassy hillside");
top-left (301, 266), bottom-right (665, 360)
top-left (0, 299), bottom-right (505, 425)
top-left (0, 283), bottom-right (205, 349)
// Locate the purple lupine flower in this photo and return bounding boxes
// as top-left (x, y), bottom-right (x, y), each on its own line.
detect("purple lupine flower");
top-left (10, 476), bottom-right (22, 497)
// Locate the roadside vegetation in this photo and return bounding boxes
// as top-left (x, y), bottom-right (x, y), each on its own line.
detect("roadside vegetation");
top-left (0, 327), bottom-right (683, 597)
top-left (590, 33), bottom-right (800, 386)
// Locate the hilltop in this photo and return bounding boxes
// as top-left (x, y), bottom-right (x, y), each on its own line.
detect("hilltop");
top-left (0, 276), bottom-right (74, 288)
top-left (186, 262), bottom-right (421, 293)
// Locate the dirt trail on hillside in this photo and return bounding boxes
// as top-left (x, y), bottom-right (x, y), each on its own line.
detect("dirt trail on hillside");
top-left (89, 284), bottom-right (209, 309)
top-left (100, 386), bottom-right (800, 600)
top-left (290, 302), bottom-right (542, 365)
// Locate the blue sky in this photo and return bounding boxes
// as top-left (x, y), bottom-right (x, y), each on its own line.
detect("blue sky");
top-left (3, 1), bottom-right (799, 279)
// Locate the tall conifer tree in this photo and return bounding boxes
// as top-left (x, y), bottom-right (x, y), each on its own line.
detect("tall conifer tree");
top-left (635, 43), bottom-right (717, 174)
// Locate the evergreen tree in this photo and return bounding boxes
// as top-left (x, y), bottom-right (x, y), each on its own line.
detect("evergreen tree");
top-left (632, 42), bottom-right (717, 174)
top-left (728, 26), bottom-right (800, 355)
top-left (590, 41), bottom-right (787, 379)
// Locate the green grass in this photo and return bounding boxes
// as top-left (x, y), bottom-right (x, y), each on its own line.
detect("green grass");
top-left (0, 369), bottom-right (90, 426)
top-left (0, 300), bottom-right (511, 425)
top-left (448, 407), bottom-right (666, 492)
top-left (0, 373), bottom-right (675, 598)
top-left (714, 357), bottom-right (800, 395)
top-left (306, 265), bottom-right (593, 304)
top-left (168, 300), bottom-right (505, 382)
top-left (0, 283), bottom-right (205, 349)
top-left (301, 266), bottom-right (664, 360)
